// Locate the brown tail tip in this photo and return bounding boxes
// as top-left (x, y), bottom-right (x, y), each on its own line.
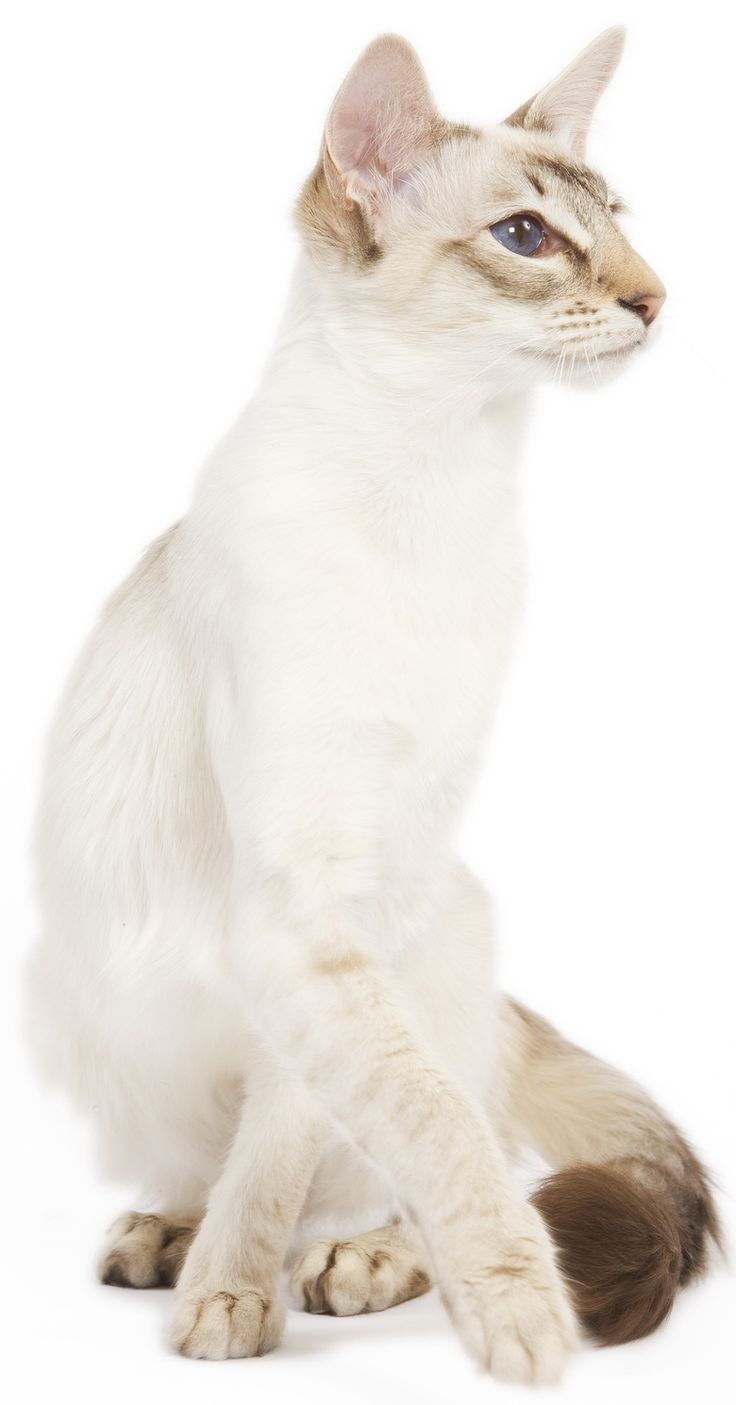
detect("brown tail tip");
top-left (531, 1161), bottom-right (719, 1347)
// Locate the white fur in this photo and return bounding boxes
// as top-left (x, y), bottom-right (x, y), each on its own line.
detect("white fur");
top-left (27, 32), bottom-right (667, 1385)
top-left (28, 240), bottom-right (529, 1230)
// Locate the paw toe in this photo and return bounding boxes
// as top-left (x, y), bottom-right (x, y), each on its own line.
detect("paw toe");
top-left (291, 1236), bottom-right (430, 1317)
top-left (99, 1212), bottom-right (195, 1289)
top-left (173, 1288), bottom-right (284, 1360)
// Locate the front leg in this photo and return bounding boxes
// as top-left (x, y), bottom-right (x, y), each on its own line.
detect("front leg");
top-left (213, 706), bottom-right (577, 1382)
top-left (172, 1065), bottom-right (321, 1360)
top-left (231, 892), bottom-right (576, 1383)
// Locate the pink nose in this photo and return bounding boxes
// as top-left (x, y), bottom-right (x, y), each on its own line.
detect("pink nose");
top-left (619, 290), bottom-right (666, 327)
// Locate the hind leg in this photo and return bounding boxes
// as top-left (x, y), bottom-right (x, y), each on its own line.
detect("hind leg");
top-left (99, 1211), bottom-right (201, 1288)
top-left (291, 1222), bottom-right (431, 1316)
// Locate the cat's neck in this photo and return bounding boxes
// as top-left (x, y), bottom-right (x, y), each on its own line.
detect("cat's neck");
top-left (250, 258), bottom-right (531, 488)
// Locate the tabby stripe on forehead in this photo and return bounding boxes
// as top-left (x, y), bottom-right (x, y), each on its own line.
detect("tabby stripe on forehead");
top-left (524, 156), bottom-right (609, 208)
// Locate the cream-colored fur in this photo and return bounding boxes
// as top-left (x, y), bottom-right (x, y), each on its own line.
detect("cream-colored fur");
top-left (290, 1222), bottom-right (431, 1316)
top-left (27, 31), bottom-right (685, 1386)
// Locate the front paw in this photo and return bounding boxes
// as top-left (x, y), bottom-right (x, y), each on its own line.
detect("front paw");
top-left (171, 1286), bottom-right (285, 1360)
top-left (444, 1236), bottom-right (578, 1385)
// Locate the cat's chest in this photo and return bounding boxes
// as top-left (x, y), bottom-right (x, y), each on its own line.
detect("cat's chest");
top-left (353, 528), bottom-right (524, 918)
top-left (344, 474), bottom-right (524, 729)
top-left (222, 440), bottom-right (525, 794)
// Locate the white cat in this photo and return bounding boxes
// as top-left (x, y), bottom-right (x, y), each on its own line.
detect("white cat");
top-left (27, 30), bottom-right (718, 1385)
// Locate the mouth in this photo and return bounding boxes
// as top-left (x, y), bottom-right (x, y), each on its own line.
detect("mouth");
top-left (588, 340), bottom-right (642, 361)
top-left (519, 331), bottom-right (640, 370)
top-left (524, 337), bottom-right (643, 368)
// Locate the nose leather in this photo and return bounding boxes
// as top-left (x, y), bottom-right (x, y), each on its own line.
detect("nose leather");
top-left (618, 290), bottom-right (666, 327)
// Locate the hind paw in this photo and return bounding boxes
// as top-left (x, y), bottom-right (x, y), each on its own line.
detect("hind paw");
top-left (99, 1212), bottom-right (197, 1289)
top-left (291, 1224), bottom-right (431, 1316)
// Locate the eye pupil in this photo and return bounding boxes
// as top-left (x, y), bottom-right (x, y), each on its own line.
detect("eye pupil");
top-left (489, 214), bottom-right (545, 256)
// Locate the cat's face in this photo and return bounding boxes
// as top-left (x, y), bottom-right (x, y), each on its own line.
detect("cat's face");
top-left (298, 32), bottom-right (665, 396)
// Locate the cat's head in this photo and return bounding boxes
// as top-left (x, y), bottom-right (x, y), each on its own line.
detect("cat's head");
top-left (297, 31), bottom-right (665, 394)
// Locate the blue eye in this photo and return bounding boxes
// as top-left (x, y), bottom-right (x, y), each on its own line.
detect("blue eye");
top-left (489, 214), bottom-right (545, 256)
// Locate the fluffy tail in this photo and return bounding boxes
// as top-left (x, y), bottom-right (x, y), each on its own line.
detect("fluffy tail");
top-left (500, 998), bottom-right (721, 1346)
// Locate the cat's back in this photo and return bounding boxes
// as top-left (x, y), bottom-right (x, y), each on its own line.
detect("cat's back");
top-left (28, 517), bottom-right (241, 1108)
top-left (35, 519), bottom-right (230, 938)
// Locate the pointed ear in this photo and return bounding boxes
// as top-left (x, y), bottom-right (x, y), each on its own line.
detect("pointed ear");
top-left (324, 34), bottom-right (441, 210)
top-left (506, 28), bottom-right (625, 160)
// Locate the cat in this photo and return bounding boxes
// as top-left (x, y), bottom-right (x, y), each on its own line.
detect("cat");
top-left (27, 29), bottom-right (719, 1385)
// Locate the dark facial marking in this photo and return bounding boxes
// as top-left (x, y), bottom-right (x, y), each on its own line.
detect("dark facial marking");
top-left (562, 236), bottom-right (591, 266)
top-left (444, 238), bottom-right (557, 301)
top-left (529, 154), bottom-right (609, 208)
top-left (525, 168), bottom-right (545, 197)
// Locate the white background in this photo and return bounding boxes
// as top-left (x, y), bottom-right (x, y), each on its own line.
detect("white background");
top-left (1, 2), bottom-right (734, 1402)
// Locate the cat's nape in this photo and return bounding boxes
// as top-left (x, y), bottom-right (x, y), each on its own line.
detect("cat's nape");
top-left (27, 29), bottom-right (717, 1387)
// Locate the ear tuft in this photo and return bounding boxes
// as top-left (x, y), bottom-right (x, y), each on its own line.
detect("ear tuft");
top-left (506, 27), bottom-right (625, 159)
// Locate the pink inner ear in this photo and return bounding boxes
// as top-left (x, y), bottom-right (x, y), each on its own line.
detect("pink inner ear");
top-left (330, 104), bottom-right (376, 178)
top-left (326, 36), bottom-right (438, 188)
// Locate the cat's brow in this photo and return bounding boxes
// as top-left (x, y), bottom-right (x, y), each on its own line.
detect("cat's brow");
top-left (523, 155), bottom-right (609, 209)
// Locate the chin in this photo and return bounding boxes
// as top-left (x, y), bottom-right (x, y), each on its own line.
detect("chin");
top-left (533, 338), bottom-right (644, 390)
